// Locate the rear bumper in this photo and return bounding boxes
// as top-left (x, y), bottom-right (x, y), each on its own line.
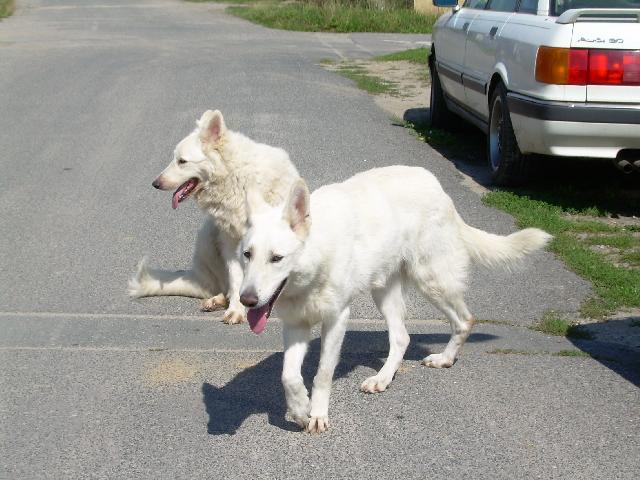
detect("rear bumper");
top-left (507, 93), bottom-right (640, 158)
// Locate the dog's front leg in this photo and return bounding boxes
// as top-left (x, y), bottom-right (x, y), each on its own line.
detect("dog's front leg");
top-left (282, 324), bottom-right (311, 428)
top-left (307, 308), bottom-right (349, 434)
top-left (219, 234), bottom-right (246, 325)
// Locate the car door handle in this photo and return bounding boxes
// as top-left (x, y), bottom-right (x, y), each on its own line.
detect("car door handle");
top-left (463, 22), bottom-right (470, 32)
top-left (489, 26), bottom-right (499, 38)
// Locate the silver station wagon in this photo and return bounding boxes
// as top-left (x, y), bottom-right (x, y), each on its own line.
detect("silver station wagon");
top-left (429, 0), bottom-right (640, 184)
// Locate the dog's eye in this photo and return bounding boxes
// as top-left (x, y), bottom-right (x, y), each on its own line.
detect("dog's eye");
top-left (177, 158), bottom-right (187, 165)
top-left (243, 250), bottom-right (251, 260)
top-left (270, 254), bottom-right (283, 263)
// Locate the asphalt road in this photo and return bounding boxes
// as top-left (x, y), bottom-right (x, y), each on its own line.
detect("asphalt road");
top-left (0, 1), bottom-right (637, 478)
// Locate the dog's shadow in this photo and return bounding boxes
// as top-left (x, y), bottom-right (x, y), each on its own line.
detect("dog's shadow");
top-left (202, 330), bottom-right (496, 434)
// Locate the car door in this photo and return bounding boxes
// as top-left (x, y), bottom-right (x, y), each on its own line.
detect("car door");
top-left (463, 0), bottom-right (518, 119)
top-left (435, 0), bottom-right (488, 104)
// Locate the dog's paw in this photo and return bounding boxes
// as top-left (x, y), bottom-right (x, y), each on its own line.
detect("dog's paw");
top-left (285, 388), bottom-right (310, 430)
top-left (360, 374), bottom-right (392, 394)
top-left (223, 308), bottom-right (245, 325)
top-left (306, 416), bottom-right (329, 434)
top-left (421, 353), bottom-right (454, 369)
top-left (288, 411), bottom-right (310, 430)
top-left (201, 294), bottom-right (228, 312)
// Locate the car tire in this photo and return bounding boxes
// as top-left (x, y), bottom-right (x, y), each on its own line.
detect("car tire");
top-left (487, 82), bottom-right (530, 185)
top-left (429, 58), bottom-right (455, 130)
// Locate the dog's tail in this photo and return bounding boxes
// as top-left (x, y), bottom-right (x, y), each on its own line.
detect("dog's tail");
top-left (127, 257), bottom-right (210, 299)
top-left (455, 213), bottom-right (552, 269)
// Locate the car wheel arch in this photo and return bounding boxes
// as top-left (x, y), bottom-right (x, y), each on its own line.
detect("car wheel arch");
top-left (428, 45), bottom-right (436, 68)
top-left (487, 71), bottom-right (507, 108)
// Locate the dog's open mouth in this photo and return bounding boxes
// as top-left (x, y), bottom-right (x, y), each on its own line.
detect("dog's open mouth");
top-left (171, 178), bottom-right (199, 210)
top-left (247, 279), bottom-right (287, 335)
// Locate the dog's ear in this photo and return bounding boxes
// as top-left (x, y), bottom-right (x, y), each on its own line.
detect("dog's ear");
top-left (284, 179), bottom-right (311, 238)
top-left (245, 187), bottom-right (268, 223)
top-left (198, 110), bottom-right (226, 146)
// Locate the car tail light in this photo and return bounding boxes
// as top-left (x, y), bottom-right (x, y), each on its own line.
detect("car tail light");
top-left (535, 47), bottom-right (587, 85)
top-left (536, 47), bottom-right (640, 86)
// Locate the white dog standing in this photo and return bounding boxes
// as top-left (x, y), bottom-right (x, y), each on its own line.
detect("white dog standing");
top-left (238, 166), bottom-right (551, 433)
top-left (128, 110), bottom-right (299, 324)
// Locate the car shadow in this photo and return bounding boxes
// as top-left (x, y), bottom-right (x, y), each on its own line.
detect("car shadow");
top-left (401, 107), bottom-right (640, 206)
top-left (201, 329), bottom-right (497, 435)
top-left (569, 316), bottom-right (640, 387)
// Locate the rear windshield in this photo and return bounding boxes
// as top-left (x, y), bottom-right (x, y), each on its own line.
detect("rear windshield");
top-left (553, 0), bottom-right (640, 16)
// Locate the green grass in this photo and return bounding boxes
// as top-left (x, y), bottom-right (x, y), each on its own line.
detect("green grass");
top-left (227, 4), bottom-right (437, 33)
top-left (396, 119), bottom-right (461, 148)
top-left (374, 47), bottom-right (430, 64)
top-left (0, 0), bottom-right (14, 18)
top-left (584, 234), bottom-right (640, 250)
top-left (186, 0), bottom-right (264, 3)
top-left (487, 348), bottom-right (532, 355)
top-left (483, 191), bottom-right (640, 318)
top-left (487, 348), bottom-right (593, 358)
top-left (533, 311), bottom-right (593, 339)
top-left (553, 350), bottom-right (592, 358)
top-left (334, 63), bottom-right (398, 94)
top-left (510, 183), bottom-right (640, 218)
top-left (620, 251), bottom-right (640, 267)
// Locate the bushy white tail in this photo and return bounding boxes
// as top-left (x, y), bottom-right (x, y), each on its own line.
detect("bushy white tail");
top-left (456, 214), bottom-right (552, 269)
top-left (127, 257), bottom-right (210, 299)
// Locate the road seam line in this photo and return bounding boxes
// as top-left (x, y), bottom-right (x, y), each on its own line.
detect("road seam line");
top-left (0, 346), bottom-right (282, 353)
top-left (0, 311), bottom-right (449, 325)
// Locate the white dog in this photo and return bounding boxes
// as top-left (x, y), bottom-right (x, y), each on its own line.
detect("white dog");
top-left (238, 166), bottom-right (551, 433)
top-left (128, 110), bottom-right (299, 324)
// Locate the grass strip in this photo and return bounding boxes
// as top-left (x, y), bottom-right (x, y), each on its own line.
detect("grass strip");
top-left (487, 348), bottom-right (592, 358)
top-left (553, 350), bottom-right (592, 357)
top-left (334, 63), bottom-right (398, 94)
top-left (483, 191), bottom-right (640, 318)
top-left (532, 312), bottom-right (593, 339)
top-left (227, 4), bottom-right (437, 33)
top-left (0, 0), bottom-right (15, 18)
top-left (374, 47), bottom-right (430, 64)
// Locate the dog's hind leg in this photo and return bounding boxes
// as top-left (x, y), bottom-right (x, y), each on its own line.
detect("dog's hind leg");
top-left (421, 294), bottom-right (474, 369)
top-left (422, 295), bottom-right (475, 368)
top-left (128, 258), bottom-right (213, 299)
top-left (361, 275), bottom-right (410, 394)
top-left (417, 285), bottom-right (474, 368)
top-left (409, 250), bottom-right (475, 368)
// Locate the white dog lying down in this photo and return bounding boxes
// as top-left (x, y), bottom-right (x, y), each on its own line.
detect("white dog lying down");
top-left (128, 110), bottom-right (299, 324)
top-left (238, 166), bottom-right (551, 433)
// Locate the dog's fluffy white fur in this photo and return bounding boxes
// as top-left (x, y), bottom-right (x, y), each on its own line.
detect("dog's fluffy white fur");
top-left (239, 166), bottom-right (552, 433)
top-left (128, 110), bottom-right (299, 323)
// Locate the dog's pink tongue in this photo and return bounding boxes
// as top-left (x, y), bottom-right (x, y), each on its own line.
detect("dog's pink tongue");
top-left (247, 306), bottom-right (269, 335)
top-left (171, 181), bottom-right (192, 210)
top-left (171, 191), bottom-right (180, 210)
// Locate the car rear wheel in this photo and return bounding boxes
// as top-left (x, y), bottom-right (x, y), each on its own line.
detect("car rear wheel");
top-left (429, 58), bottom-right (455, 129)
top-left (487, 82), bottom-right (529, 185)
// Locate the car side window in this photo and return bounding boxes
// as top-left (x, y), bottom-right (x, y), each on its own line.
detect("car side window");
top-left (464, 0), bottom-right (489, 8)
top-left (518, 0), bottom-right (538, 13)
top-left (487, 0), bottom-right (518, 11)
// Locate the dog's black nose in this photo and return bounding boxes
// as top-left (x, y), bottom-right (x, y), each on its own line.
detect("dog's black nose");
top-left (152, 178), bottom-right (161, 189)
top-left (240, 290), bottom-right (259, 308)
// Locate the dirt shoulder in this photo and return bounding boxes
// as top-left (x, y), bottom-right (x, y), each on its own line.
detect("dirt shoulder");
top-left (324, 58), bottom-right (430, 120)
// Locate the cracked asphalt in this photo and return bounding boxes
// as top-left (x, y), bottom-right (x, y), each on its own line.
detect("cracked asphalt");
top-left (0, 1), bottom-right (637, 478)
